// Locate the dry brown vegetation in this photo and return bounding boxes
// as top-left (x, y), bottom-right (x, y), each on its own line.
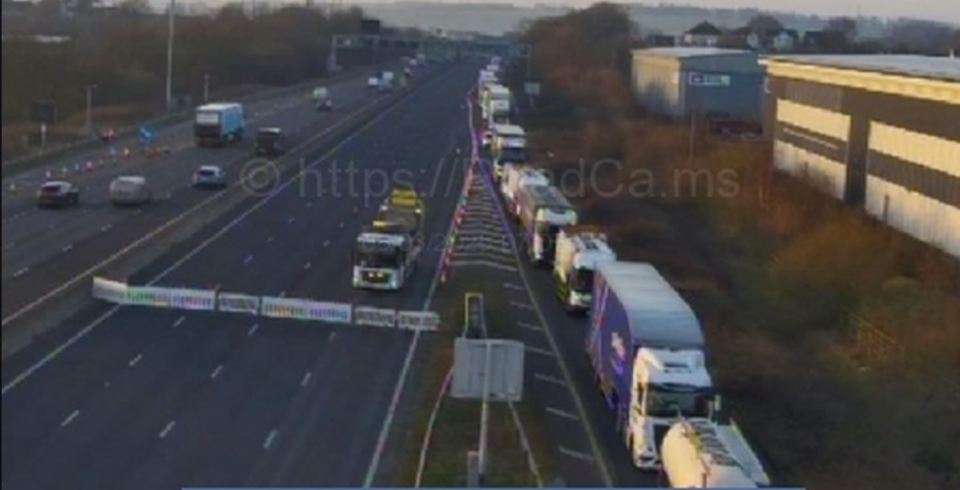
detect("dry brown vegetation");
top-left (521, 3), bottom-right (960, 489)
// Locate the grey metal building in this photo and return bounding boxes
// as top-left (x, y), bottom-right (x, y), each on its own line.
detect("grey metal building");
top-left (762, 55), bottom-right (960, 258)
top-left (631, 47), bottom-right (764, 121)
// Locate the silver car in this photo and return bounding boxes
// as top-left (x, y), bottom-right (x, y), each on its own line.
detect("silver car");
top-left (193, 165), bottom-right (226, 189)
top-left (109, 175), bottom-right (152, 206)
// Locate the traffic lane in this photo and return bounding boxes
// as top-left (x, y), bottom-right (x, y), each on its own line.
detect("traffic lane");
top-left (0, 64), bottom-right (394, 202)
top-left (516, 240), bottom-right (658, 487)
top-left (0, 76), bottom-right (373, 248)
top-left (0, 79), bottom-right (388, 316)
top-left (0, 64), bottom-right (472, 486)
top-left (0, 69), bottom-right (379, 226)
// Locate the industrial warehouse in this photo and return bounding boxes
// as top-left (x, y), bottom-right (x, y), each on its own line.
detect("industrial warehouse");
top-left (630, 47), bottom-right (765, 121)
top-left (762, 55), bottom-right (960, 258)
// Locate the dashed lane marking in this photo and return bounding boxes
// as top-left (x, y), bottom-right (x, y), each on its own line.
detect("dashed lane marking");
top-left (248, 324), bottom-right (260, 336)
top-left (13, 267), bottom-right (29, 278)
top-left (524, 345), bottom-right (556, 357)
top-left (509, 300), bottom-right (535, 311)
top-left (516, 321), bottom-right (541, 332)
top-left (60, 409), bottom-right (80, 428)
top-left (558, 446), bottom-right (595, 463)
top-left (158, 421), bottom-right (176, 439)
top-left (172, 316), bottom-right (185, 328)
top-left (61, 244), bottom-right (73, 253)
top-left (303, 261), bottom-right (312, 270)
top-left (263, 429), bottom-right (278, 450)
top-left (546, 406), bottom-right (580, 421)
top-left (210, 364), bottom-right (224, 380)
top-left (128, 353), bottom-right (142, 367)
top-left (534, 373), bottom-right (566, 386)
top-left (300, 371), bottom-right (313, 387)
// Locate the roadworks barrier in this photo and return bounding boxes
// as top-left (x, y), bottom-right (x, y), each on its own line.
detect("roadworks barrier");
top-left (92, 276), bottom-right (439, 331)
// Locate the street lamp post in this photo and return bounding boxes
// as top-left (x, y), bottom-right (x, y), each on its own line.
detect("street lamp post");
top-left (165, 0), bottom-right (176, 109)
top-left (84, 84), bottom-right (98, 135)
top-left (203, 74), bottom-right (210, 103)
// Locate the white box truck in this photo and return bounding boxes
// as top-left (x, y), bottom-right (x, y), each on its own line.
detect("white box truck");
top-left (586, 262), bottom-right (713, 470)
top-left (515, 184), bottom-right (577, 264)
top-left (500, 164), bottom-right (549, 216)
top-left (553, 227), bottom-right (617, 313)
top-left (661, 417), bottom-right (770, 488)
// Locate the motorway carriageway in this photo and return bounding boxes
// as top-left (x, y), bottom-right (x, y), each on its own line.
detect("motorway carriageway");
top-left (0, 63), bottom-right (399, 321)
top-left (1, 63), bottom-right (476, 489)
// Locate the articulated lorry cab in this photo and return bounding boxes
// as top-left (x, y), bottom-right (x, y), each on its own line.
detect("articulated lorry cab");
top-left (352, 189), bottom-right (424, 290)
top-left (195, 102), bottom-right (244, 147)
top-left (661, 417), bottom-right (770, 488)
top-left (500, 164), bottom-right (549, 216)
top-left (481, 84), bottom-right (511, 122)
top-left (490, 123), bottom-right (528, 181)
top-left (586, 262), bottom-right (713, 470)
top-left (516, 185), bottom-right (577, 265)
top-left (553, 227), bottom-right (617, 312)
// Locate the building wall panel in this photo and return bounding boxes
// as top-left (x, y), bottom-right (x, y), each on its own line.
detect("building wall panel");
top-left (774, 140), bottom-right (847, 198)
top-left (865, 176), bottom-right (960, 258)
top-left (869, 122), bottom-right (960, 179)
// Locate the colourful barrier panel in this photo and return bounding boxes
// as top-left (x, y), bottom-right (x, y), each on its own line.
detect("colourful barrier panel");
top-left (354, 307), bottom-right (398, 328)
top-left (217, 293), bottom-right (261, 315)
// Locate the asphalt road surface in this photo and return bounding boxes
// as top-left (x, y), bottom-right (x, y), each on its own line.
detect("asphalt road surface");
top-left (1, 62), bottom-right (476, 489)
top-left (1, 63), bottom-right (402, 321)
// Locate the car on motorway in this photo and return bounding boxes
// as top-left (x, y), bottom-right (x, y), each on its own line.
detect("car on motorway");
top-left (481, 129), bottom-right (494, 149)
top-left (367, 76), bottom-right (380, 90)
top-left (313, 86), bottom-right (333, 111)
top-left (109, 175), bottom-right (151, 206)
top-left (255, 127), bottom-right (286, 157)
top-left (192, 165), bottom-right (227, 189)
top-left (35, 180), bottom-right (80, 208)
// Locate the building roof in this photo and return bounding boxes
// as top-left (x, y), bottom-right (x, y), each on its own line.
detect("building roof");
top-left (635, 47), bottom-right (755, 59)
top-left (686, 21), bottom-right (722, 36)
top-left (765, 55), bottom-right (960, 82)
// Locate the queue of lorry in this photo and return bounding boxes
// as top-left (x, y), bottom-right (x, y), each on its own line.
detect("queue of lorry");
top-left (475, 59), bottom-right (770, 489)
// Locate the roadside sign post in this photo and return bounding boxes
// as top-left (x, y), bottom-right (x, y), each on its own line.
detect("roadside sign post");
top-left (452, 293), bottom-right (525, 486)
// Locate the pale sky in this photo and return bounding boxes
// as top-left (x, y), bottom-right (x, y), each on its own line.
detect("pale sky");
top-left (351, 0), bottom-right (960, 24)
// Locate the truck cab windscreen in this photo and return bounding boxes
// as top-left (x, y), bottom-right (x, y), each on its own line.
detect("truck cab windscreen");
top-left (500, 147), bottom-right (528, 163)
top-left (571, 268), bottom-right (595, 293)
top-left (196, 112), bottom-right (219, 126)
top-left (355, 243), bottom-right (402, 268)
top-left (645, 384), bottom-right (713, 418)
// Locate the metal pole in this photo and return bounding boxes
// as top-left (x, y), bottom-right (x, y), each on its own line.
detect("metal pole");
top-left (203, 74), bottom-right (210, 103)
top-left (477, 340), bottom-right (492, 485)
top-left (84, 84), bottom-right (96, 134)
top-left (165, 0), bottom-right (175, 109)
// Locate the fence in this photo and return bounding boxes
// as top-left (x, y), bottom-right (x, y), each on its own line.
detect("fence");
top-left (92, 277), bottom-right (439, 331)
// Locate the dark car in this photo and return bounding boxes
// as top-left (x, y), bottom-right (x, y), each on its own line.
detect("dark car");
top-left (36, 181), bottom-right (79, 208)
top-left (255, 127), bottom-right (286, 157)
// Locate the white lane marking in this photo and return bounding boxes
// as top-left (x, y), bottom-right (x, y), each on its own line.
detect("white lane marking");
top-left (534, 373), bottom-right (566, 386)
top-left (128, 353), bottom-right (143, 367)
top-left (322, 240), bottom-right (331, 247)
top-left (158, 421), bottom-right (176, 439)
top-left (2, 67), bottom-right (427, 399)
top-left (525, 345), bottom-right (556, 357)
top-left (13, 267), bottom-right (29, 278)
top-left (303, 261), bottom-right (312, 270)
top-left (300, 371), bottom-right (313, 387)
top-left (287, 217), bottom-right (295, 224)
top-left (172, 316), bottom-right (186, 328)
top-left (210, 364), bottom-right (224, 380)
top-left (546, 406), bottom-right (580, 421)
top-left (516, 321), bottom-right (541, 331)
top-left (279, 291), bottom-right (287, 298)
top-left (338, 221), bottom-right (344, 228)
top-left (503, 282), bottom-right (523, 290)
top-left (266, 236), bottom-right (274, 243)
top-left (60, 409), bottom-right (81, 428)
top-left (263, 429), bottom-right (278, 450)
top-left (248, 323), bottom-right (260, 336)
top-left (328, 331), bottom-right (336, 342)
top-left (100, 223), bottom-right (112, 232)
top-left (61, 244), bottom-right (73, 253)
top-left (558, 446), bottom-right (595, 462)
top-left (243, 254), bottom-right (254, 265)
top-left (509, 300), bottom-right (535, 311)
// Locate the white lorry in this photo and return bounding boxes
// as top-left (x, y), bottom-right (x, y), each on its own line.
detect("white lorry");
top-left (500, 164), bottom-right (549, 216)
top-left (515, 185), bottom-right (577, 264)
top-left (586, 262), bottom-right (714, 470)
top-left (490, 123), bottom-right (528, 181)
top-left (352, 189), bottom-right (424, 290)
top-left (481, 84), bottom-right (511, 123)
top-left (553, 227), bottom-right (617, 312)
top-left (661, 417), bottom-right (770, 488)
